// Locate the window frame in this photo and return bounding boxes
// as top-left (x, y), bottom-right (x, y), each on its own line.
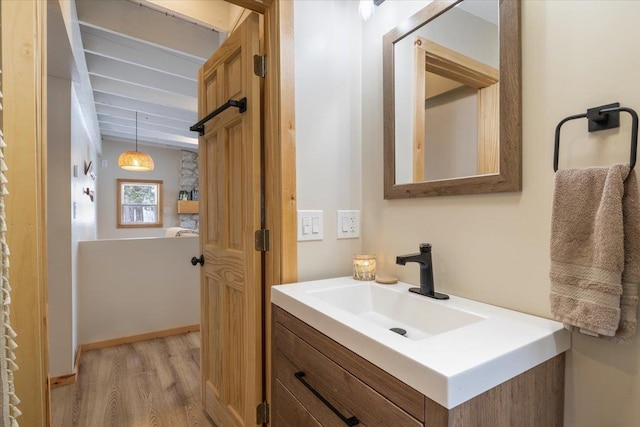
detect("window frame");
top-left (117, 178), bottom-right (164, 228)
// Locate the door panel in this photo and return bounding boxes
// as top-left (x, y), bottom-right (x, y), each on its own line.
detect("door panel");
top-left (199, 13), bottom-right (262, 427)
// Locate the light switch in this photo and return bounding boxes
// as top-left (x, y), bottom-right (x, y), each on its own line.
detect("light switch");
top-left (337, 210), bottom-right (360, 239)
top-left (298, 210), bottom-right (323, 241)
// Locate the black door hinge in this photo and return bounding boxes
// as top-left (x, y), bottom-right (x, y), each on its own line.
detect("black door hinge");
top-left (256, 401), bottom-right (269, 424)
top-left (254, 55), bottom-right (266, 78)
top-left (255, 229), bottom-right (270, 252)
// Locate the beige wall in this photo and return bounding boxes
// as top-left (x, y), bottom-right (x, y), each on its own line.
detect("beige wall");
top-left (294, 0), bottom-right (362, 281)
top-left (361, 1), bottom-right (640, 426)
top-left (97, 139), bottom-right (181, 239)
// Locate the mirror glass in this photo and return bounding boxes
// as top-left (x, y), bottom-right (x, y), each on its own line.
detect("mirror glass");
top-left (394, 1), bottom-right (499, 184)
top-left (383, 0), bottom-right (521, 198)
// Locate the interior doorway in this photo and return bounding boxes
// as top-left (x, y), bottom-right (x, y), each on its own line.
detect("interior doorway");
top-left (4, 0), bottom-right (297, 424)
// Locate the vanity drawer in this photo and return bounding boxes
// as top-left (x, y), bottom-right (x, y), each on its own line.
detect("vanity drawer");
top-left (274, 379), bottom-right (322, 427)
top-left (273, 306), bottom-right (425, 421)
top-left (275, 323), bottom-right (421, 427)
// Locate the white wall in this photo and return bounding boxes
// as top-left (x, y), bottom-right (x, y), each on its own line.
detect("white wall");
top-left (294, 0), bottom-right (362, 281)
top-left (47, 82), bottom-right (98, 378)
top-left (78, 237), bottom-right (200, 344)
top-left (47, 76), bottom-right (74, 377)
top-left (47, 1), bottom-right (99, 377)
top-left (97, 139), bottom-right (181, 239)
top-left (359, 1), bottom-right (640, 426)
top-left (70, 85), bottom-right (98, 358)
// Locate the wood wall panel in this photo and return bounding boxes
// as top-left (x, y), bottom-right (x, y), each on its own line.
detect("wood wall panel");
top-left (206, 275), bottom-right (223, 400)
top-left (227, 287), bottom-right (246, 422)
top-left (226, 52), bottom-right (242, 100)
top-left (213, 133), bottom-right (225, 246)
top-left (228, 121), bottom-right (244, 251)
top-left (206, 72), bottom-right (218, 114)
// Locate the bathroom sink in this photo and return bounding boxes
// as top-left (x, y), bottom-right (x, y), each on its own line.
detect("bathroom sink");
top-left (308, 282), bottom-right (485, 340)
top-left (271, 277), bottom-right (570, 409)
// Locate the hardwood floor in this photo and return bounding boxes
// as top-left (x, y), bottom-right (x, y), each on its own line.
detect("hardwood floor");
top-left (51, 332), bottom-right (216, 426)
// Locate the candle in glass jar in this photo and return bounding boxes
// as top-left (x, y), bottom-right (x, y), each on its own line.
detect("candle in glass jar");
top-left (353, 255), bottom-right (376, 281)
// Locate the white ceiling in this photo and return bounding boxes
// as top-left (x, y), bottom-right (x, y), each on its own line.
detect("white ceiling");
top-left (74, 0), bottom-right (234, 149)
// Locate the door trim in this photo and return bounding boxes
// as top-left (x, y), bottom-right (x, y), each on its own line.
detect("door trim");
top-left (1, 1), bottom-right (50, 425)
top-left (225, 0), bottom-right (298, 418)
top-left (13, 0), bottom-right (296, 424)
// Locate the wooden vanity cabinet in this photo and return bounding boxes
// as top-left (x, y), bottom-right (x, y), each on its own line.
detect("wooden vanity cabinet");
top-left (272, 305), bottom-right (565, 427)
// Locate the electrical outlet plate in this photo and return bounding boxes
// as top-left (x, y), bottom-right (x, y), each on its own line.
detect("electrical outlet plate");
top-left (298, 210), bottom-right (323, 241)
top-left (337, 210), bottom-right (360, 239)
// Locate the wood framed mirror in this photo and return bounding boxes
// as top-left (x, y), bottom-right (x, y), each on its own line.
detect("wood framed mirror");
top-left (383, 0), bottom-right (521, 199)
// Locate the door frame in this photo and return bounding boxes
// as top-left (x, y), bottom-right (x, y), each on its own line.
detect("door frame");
top-left (7, 0), bottom-right (296, 424)
top-left (1, 1), bottom-right (49, 426)
top-left (224, 0), bottom-right (298, 417)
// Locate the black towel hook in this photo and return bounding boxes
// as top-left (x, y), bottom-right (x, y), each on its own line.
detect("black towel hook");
top-left (554, 102), bottom-right (638, 172)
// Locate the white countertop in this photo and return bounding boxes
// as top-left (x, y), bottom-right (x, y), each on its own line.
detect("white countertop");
top-left (271, 277), bottom-right (571, 409)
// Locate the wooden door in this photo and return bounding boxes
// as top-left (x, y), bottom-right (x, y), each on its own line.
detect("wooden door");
top-left (198, 13), bottom-right (263, 427)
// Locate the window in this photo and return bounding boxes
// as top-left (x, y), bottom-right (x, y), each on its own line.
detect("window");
top-left (117, 179), bottom-right (163, 228)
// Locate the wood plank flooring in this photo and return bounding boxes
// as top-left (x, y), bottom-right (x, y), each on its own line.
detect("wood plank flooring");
top-left (51, 332), bottom-right (216, 427)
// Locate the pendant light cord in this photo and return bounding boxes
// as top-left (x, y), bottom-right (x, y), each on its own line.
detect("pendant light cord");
top-left (135, 111), bottom-right (138, 152)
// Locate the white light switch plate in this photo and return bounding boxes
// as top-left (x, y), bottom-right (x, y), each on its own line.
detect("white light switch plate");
top-left (337, 210), bottom-right (360, 239)
top-left (298, 210), bottom-right (323, 241)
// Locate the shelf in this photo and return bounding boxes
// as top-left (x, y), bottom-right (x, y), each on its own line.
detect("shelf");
top-left (177, 200), bottom-right (199, 214)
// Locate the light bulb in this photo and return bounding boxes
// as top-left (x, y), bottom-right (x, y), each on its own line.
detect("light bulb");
top-left (359, 0), bottom-right (375, 21)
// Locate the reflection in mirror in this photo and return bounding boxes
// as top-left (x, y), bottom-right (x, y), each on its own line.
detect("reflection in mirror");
top-left (394, 1), bottom-right (499, 184)
top-left (383, 0), bottom-right (521, 198)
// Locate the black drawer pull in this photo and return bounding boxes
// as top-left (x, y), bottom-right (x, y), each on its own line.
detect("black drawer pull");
top-left (294, 371), bottom-right (360, 426)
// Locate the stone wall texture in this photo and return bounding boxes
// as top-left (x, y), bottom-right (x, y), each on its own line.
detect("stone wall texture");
top-left (180, 150), bottom-right (199, 230)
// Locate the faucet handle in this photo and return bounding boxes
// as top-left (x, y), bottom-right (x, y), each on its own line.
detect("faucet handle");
top-left (419, 243), bottom-right (432, 253)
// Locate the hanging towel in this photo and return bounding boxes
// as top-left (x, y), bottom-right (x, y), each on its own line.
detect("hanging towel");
top-left (549, 164), bottom-right (640, 343)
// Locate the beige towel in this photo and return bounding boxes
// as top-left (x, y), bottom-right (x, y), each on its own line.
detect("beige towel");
top-left (550, 165), bottom-right (640, 343)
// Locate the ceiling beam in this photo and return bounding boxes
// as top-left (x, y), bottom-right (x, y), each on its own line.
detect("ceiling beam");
top-left (93, 92), bottom-right (197, 122)
top-left (76, 0), bottom-right (220, 61)
top-left (99, 121), bottom-right (197, 145)
top-left (95, 103), bottom-right (193, 130)
top-left (90, 75), bottom-right (197, 112)
top-left (81, 26), bottom-right (201, 80)
top-left (86, 53), bottom-right (196, 98)
top-left (101, 130), bottom-right (198, 150)
top-left (97, 114), bottom-right (196, 139)
top-left (139, 0), bottom-right (243, 34)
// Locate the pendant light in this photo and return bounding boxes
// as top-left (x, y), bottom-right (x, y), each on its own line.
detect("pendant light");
top-left (118, 111), bottom-right (154, 171)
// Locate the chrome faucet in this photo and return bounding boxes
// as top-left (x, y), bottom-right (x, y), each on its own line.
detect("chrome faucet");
top-left (396, 243), bottom-right (449, 300)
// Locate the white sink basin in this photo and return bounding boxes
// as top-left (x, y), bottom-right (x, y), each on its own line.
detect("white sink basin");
top-left (308, 282), bottom-right (486, 340)
top-left (271, 277), bottom-right (570, 409)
